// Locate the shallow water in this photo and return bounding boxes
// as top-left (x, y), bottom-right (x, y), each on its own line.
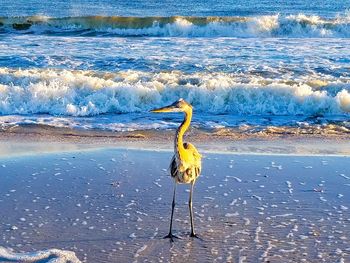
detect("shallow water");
top-left (0, 149), bottom-right (349, 262)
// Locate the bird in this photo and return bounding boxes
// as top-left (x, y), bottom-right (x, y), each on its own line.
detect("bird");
top-left (151, 98), bottom-right (202, 241)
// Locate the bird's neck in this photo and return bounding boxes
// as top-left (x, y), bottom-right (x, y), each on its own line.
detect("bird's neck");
top-left (175, 108), bottom-right (192, 154)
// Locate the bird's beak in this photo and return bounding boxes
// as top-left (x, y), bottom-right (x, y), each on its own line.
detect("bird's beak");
top-left (150, 105), bottom-right (178, 113)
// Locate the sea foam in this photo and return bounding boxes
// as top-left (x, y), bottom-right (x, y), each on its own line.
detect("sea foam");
top-left (0, 246), bottom-right (81, 262)
top-left (0, 68), bottom-right (349, 117)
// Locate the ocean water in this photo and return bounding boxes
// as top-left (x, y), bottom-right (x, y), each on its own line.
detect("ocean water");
top-left (0, 0), bottom-right (349, 135)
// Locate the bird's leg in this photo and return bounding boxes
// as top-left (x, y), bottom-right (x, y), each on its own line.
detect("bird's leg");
top-left (189, 182), bottom-right (199, 238)
top-left (164, 183), bottom-right (179, 241)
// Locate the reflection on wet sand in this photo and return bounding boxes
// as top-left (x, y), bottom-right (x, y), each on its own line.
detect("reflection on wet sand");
top-left (0, 149), bottom-right (349, 262)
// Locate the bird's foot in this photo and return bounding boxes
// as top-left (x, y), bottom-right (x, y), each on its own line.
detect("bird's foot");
top-left (164, 233), bottom-right (180, 242)
top-left (190, 232), bottom-right (202, 240)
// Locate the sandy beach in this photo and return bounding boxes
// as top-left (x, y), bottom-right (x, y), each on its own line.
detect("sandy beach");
top-left (0, 142), bottom-right (349, 262)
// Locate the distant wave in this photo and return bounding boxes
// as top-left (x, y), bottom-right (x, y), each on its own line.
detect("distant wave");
top-left (0, 68), bottom-right (349, 117)
top-left (1, 13), bottom-right (350, 37)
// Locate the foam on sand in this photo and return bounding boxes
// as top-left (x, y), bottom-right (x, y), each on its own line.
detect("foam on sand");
top-left (0, 246), bottom-right (81, 262)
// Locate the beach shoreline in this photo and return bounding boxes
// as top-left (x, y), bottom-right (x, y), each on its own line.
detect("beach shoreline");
top-left (1, 126), bottom-right (349, 158)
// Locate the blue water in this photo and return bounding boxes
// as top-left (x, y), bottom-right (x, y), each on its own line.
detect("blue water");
top-left (1, 0), bottom-right (349, 17)
top-left (0, 0), bottom-right (349, 134)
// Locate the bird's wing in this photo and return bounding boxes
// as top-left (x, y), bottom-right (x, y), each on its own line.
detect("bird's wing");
top-left (183, 142), bottom-right (202, 159)
top-left (183, 142), bottom-right (202, 174)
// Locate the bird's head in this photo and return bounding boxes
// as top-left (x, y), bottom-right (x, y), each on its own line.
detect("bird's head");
top-left (150, 98), bottom-right (192, 113)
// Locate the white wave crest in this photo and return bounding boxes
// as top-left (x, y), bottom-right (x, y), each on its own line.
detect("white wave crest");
top-left (0, 68), bottom-right (349, 116)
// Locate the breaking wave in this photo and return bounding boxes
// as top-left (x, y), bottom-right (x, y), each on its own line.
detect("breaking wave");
top-left (0, 68), bottom-right (349, 117)
top-left (1, 13), bottom-right (350, 37)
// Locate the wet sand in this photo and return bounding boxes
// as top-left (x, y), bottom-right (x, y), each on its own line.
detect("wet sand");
top-left (0, 147), bottom-right (349, 262)
top-left (1, 127), bottom-right (350, 156)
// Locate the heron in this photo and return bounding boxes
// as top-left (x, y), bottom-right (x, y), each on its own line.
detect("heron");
top-left (151, 98), bottom-right (202, 241)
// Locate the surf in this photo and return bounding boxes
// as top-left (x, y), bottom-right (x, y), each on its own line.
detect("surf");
top-left (0, 68), bottom-right (349, 116)
top-left (1, 13), bottom-right (350, 37)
